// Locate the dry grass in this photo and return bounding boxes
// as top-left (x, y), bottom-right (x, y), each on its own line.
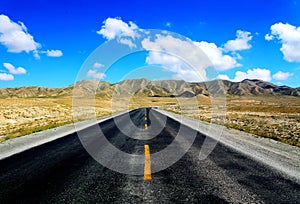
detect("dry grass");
top-left (0, 97), bottom-right (112, 142)
top-left (1, 95), bottom-right (299, 147)
top-left (0, 96), bottom-right (199, 142)
top-left (164, 96), bottom-right (300, 147)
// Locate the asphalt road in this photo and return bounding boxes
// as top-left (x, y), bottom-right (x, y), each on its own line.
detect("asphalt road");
top-left (0, 108), bottom-right (299, 203)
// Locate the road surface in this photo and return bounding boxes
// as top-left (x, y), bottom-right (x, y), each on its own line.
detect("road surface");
top-left (0, 108), bottom-right (299, 203)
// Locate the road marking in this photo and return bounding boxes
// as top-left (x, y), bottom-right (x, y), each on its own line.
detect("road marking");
top-left (144, 108), bottom-right (148, 129)
top-left (144, 144), bottom-right (152, 180)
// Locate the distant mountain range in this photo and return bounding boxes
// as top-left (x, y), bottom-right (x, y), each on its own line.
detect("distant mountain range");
top-left (0, 79), bottom-right (299, 98)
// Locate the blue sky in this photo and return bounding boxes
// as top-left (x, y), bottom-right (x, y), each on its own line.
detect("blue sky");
top-left (0, 0), bottom-right (300, 88)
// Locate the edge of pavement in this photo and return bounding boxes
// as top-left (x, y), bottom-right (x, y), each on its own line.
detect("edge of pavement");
top-left (0, 110), bottom-right (130, 160)
top-left (154, 108), bottom-right (300, 183)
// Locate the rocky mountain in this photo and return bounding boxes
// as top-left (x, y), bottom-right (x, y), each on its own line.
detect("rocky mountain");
top-left (0, 79), bottom-right (299, 98)
top-left (222, 79), bottom-right (300, 96)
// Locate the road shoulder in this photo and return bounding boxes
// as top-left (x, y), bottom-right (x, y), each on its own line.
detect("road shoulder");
top-left (155, 108), bottom-right (300, 183)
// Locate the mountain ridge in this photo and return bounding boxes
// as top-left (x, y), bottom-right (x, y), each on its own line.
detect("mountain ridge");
top-left (0, 79), bottom-right (299, 98)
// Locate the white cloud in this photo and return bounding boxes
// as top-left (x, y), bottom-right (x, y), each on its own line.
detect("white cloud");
top-left (97, 17), bottom-right (138, 40)
top-left (146, 52), bottom-right (182, 72)
top-left (217, 69), bottom-right (293, 82)
top-left (97, 18), bottom-right (241, 76)
top-left (33, 50), bottom-right (40, 59)
top-left (93, 62), bottom-right (104, 68)
top-left (119, 38), bottom-right (136, 48)
top-left (224, 30), bottom-right (253, 51)
top-left (232, 68), bottom-right (271, 82)
top-left (272, 71), bottom-right (293, 80)
top-left (0, 73), bottom-right (14, 81)
top-left (18, 21), bottom-right (28, 32)
top-left (145, 51), bottom-right (200, 81)
top-left (166, 22), bottom-right (171, 27)
top-left (0, 14), bottom-right (62, 59)
top-left (142, 35), bottom-right (212, 81)
top-left (217, 74), bottom-right (230, 80)
top-left (0, 14), bottom-right (40, 54)
top-left (45, 50), bottom-right (63, 57)
top-left (264, 33), bottom-right (273, 41)
top-left (195, 41), bottom-right (241, 71)
top-left (266, 22), bottom-right (300, 62)
top-left (141, 33), bottom-right (242, 81)
top-left (3, 62), bottom-right (26, 74)
top-left (87, 69), bottom-right (106, 79)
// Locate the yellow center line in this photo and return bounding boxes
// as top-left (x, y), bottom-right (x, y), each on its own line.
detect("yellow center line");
top-left (144, 144), bottom-right (152, 180)
top-left (144, 109), bottom-right (148, 129)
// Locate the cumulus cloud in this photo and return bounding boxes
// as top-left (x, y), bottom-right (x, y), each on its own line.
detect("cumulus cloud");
top-left (0, 14), bottom-right (63, 59)
top-left (266, 22), bottom-right (300, 62)
top-left (232, 68), bottom-right (271, 82)
top-left (97, 17), bottom-right (138, 40)
top-left (0, 73), bottom-right (14, 81)
top-left (45, 50), bottom-right (63, 57)
top-left (3, 62), bottom-right (26, 74)
top-left (93, 62), bottom-right (104, 68)
top-left (0, 14), bottom-right (40, 54)
top-left (195, 41), bottom-right (241, 71)
top-left (0, 62), bottom-right (26, 81)
top-left (141, 32), bottom-right (243, 81)
top-left (87, 69), bottom-right (106, 79)
top-left (264, 33), bottom-right (273, 41)
top-left (224, 30), bottom-right (253, 51)
top-left (142, 35), bottom-right (212, 81)
top-left (118, 38), bottom-right (136, 48)
top-left (217, 74), bottom-right (230, 80)
top-left (217, 69), bottom-right (293, 82)
top-left (272, 71), bottom-right (293, 80)
top-left (87, 62), bottom-right (106, 79)
top-left (146, 52), bottom-right (181, 70)
top-left (97, 17), bottom-right (139, 48)
top-left (97, 18), bottom-right (242, 76)
top-left (216, 68), bottom-right (272, 82)
top-left (145, 51), bottom-right (200, 81)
